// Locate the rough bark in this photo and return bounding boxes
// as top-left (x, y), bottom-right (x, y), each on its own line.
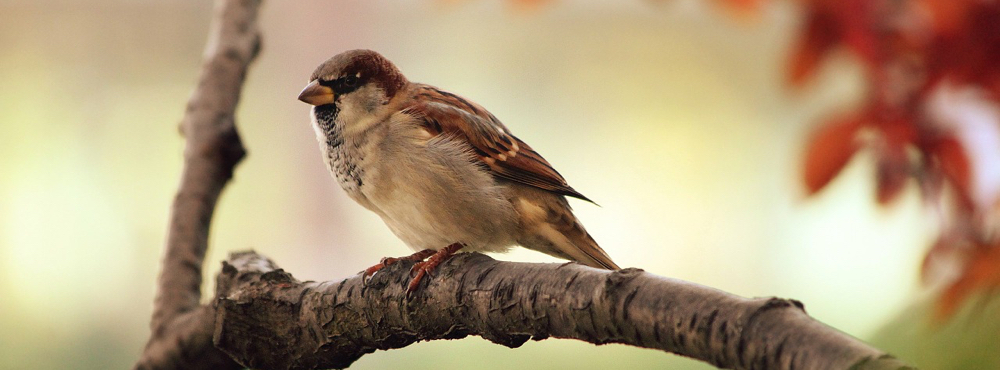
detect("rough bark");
top-left (210, 251), bottom-right (912, 370)
top-left (134, 0), bottom-right (260, 368)
top-left (134, 0), bottom-right (916, 369)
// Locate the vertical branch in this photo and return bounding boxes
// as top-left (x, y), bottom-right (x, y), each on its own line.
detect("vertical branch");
top-left (136, 0), bottom-right (262, 368)
top-left (152, 0), bottom-right (259, 329)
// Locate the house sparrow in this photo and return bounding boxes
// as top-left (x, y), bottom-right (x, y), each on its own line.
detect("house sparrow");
top-left (298, 49), bottom-right (619, 292)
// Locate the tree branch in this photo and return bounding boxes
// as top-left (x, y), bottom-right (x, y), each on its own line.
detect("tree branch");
top-left (212, 251), bottom-right (913, 370)
top-left (134, 0), bottom-right (915, 369)
top-left (135, 0), bottom-right (261, 368)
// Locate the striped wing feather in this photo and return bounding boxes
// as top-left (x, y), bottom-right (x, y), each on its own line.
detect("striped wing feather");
top-left (403, 85), bottom-right (593, 203)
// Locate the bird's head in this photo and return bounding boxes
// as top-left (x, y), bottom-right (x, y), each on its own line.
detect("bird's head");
top-left (298, 49), bottom-right (408, 127)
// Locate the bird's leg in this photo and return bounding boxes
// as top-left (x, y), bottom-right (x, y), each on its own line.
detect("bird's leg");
top-left (407, 243), bottom-right (464, 294)
top-left (363, 248), bottom-right (436, 282)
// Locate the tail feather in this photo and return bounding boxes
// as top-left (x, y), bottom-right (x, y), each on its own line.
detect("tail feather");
top-left (512, 191), bottom-right (620, 270)
top-left (544, 203), bottom-right (620, 270)
top-left (562, 227), bottom-right (620, 270)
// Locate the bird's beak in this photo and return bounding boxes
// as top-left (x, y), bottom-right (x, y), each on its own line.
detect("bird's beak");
top-left (297, 80), bottom-right (335, 106)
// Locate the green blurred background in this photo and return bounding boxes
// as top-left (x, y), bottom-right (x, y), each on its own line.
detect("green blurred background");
top-left (0, 0), bottom-right (976, 369)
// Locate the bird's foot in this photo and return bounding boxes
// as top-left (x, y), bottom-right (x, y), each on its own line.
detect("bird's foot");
top-left (363, 249), bottom-right (436, 284)
top-left (407, 243), bottom-right (464, 295)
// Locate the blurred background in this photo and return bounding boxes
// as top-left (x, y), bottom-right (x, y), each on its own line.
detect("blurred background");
top-left (1, 0), bottom-right (997, 369)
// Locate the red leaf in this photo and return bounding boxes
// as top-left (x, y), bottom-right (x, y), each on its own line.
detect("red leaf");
top-left (926, 1), bottom-right (1000, 96)
top-left (932, 135), bottom-right (974, 210)
top-left (936, 242), bottom-right (1000, 320)
top-left (878, 115), bottom-right (919, 145)
top-left (803, 115), bottom-right (863, 194)
top-left (788, 6), bottom-right (841, 85)
top-left (836, 0), bottom-right (879, 68)
top-left (924, 0), bottom-right (974, 34)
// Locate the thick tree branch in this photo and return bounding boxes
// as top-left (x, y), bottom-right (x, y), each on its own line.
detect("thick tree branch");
top-left (212, 251), bottom-right (913, 370)
top-left (135, 0), bottom-right (261, 368)
top-left (133, 0), bottom-right (915, 369)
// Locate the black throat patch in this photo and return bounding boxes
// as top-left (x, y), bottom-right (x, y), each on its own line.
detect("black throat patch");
top-left (314, 104), bottom-right (363, 190)
top-left (314, 104), bottom-right (339, 132)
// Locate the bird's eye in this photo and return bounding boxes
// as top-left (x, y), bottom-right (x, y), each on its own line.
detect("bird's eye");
top-left (343, 75), bottom-right (358, 87)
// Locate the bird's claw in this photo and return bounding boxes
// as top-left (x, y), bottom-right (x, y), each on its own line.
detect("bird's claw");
top-left (361, 245), bottom-right (463, 295)
top-left (404, 243), bottom-right (464, 296)
top-left (362, 258), bottom-right (393, 285)
top-left (362, 249), bottom-right (436, 286)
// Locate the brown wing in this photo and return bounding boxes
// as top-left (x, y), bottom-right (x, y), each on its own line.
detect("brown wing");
top-left (402, 85), bottom-right (594, 203)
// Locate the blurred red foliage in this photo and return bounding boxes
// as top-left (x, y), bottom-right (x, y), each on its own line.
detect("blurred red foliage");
top-left (493, 0), bottom-right (999, 319)
top-left (776, 0), bottom-right (1000, 319)
top-left (803, 113), bottom-right (863, 193)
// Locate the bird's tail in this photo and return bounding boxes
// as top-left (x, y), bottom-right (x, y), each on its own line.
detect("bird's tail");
top-left (544, 207), bottom-right (620, 270)
top-left (515, 195), bottom-right (620, 270)
top-left (561, 226), bottom-right (620, 270)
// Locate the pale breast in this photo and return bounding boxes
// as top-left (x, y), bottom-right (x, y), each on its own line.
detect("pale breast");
top-left (360, 124), bottom-right (520, 252)
top-left (314, 107), bottom-right (520, 252)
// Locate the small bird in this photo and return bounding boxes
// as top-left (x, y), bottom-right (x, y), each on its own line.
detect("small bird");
top-left (298, 50), bottom-right (619, 292)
